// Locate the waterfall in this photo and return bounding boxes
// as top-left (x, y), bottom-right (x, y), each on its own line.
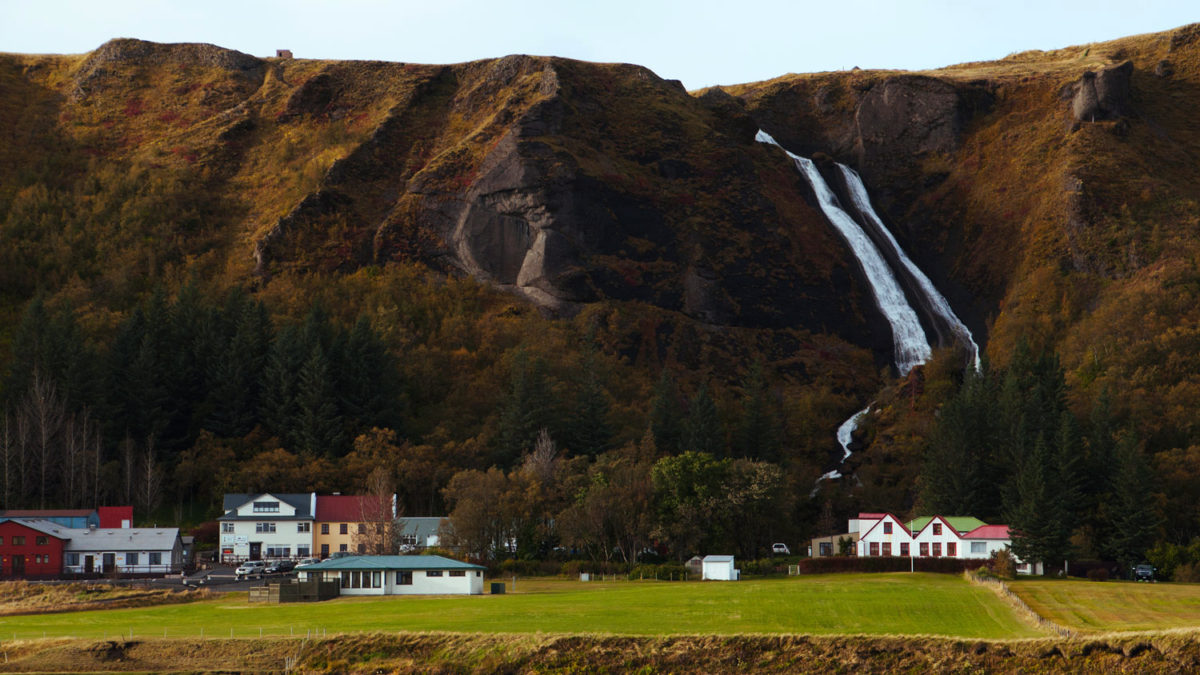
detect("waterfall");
top-left (757, 130), bottom-right (982, 491)
top-left (756, 130), bottom-right (930, 375)
top-left (837, 164), bottom-right (981, 371)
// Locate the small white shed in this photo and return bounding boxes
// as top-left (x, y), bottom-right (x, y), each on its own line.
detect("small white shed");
top-left (701, 554), bottom-right (738, 581)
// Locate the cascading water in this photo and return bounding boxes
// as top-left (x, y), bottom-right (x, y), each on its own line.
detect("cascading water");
top-left (837, 164), bottom-right (981, 371)
top-left (756, 130), bottom-right (982, 491)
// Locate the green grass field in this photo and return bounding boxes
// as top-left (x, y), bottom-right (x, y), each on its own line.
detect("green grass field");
top-left (1011, 578), bottom-right (1200, 633)
top-left (0, 574), bottom-right (1043, 641)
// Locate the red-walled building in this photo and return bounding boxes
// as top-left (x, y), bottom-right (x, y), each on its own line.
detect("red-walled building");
top-left (98, 506), bottom-right (134, 529)
top-left (0, 519), bottom-right (68, 579)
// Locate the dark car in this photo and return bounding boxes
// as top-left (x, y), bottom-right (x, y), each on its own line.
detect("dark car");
top-left (1133, 563), bottom-right (1155, 582)
top-left (265, 559), bottom-right (296, 574)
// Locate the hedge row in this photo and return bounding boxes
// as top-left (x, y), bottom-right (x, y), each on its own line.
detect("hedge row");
top-left (795, 556), bottom-right (987, 575)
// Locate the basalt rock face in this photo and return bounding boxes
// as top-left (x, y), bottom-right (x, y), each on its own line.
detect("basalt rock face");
top-left (1069, 60), bottom-right (1134, 122)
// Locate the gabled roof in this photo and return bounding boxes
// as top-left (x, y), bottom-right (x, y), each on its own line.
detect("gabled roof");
top-left (220, 493), bottom-right (313, 519)
top-left (398, 517), bottom-right (448, 539)
top-left (63, 527), bottom-right (181, 552)
top-left (856, 512), bottom-right (887, 519)
top-left (702, 555), bottom-right (735, 563)
top-left (0, 518), bottom-right (72, 539)
top-left (315, 495), bottom-right (393, 522)
top-left (963, 524), bottom-right (1010, 540)
top-left (857, 512), bottom-right (912, 540)
top-left (908, 516), bottom-right (986, 535)
top-left (300, 555), bottom-right (484, 571)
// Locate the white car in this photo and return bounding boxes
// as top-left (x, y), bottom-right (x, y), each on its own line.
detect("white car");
top-left (235, 560), bottom-right (267, 579)
top-left (295, 557), bottom-right (320, 568)
top-left (772, 543), bottom-right (791, 555)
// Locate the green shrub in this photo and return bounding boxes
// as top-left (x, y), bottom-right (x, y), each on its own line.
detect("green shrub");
top-left (626, 563), bottom-right (687, 580)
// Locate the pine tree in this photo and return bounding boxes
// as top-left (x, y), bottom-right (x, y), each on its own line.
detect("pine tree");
top-left (260, 325), bottom-right (307, 447)
top-left (565, 339), bottom-right (613, 457)
top-left (1004, 437), bottom-right (1056, 573)
top-left (734, 360), bottom-right (781, 461)
top-left (295, 345), bottom-right (345, 456)
top-left (1108, 433), bottom-right (1159, 574)
top-left (648, 370), bottom-right (682, 455)
top-left (338, 316), bottom-right (403, 436)
top-left (492, 351), bottom-right (557, 467)
top-left (683, 383), bottom-right (723, 456)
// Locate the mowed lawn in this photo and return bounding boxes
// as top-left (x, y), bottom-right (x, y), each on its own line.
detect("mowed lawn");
top-left (0, 574), bottom-right (1042, 640)
top-left (1012, 578), bottom-right (1200, 633)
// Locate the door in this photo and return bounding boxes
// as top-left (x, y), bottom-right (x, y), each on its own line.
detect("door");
top-left (12, 555), bottom-right (25, 577)
top-left (84, 555), bottom-right (94, 574)
top-left (249, 542), bottom-right (262, 561)
top-left (102, 553), bottom-right (115, 574)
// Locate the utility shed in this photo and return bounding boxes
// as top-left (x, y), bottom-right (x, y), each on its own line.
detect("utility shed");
top-left (701, 555), bottom-right (738, 581)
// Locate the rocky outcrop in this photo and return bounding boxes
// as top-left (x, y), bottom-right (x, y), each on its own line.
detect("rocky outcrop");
top-left (1069, 61), bottom-right (1134, 122)
top-left (71, 38), bottom-right (264, 101)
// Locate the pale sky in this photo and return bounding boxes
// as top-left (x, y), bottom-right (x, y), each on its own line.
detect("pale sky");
top-left (2, 1), bottom-right (1196, 89)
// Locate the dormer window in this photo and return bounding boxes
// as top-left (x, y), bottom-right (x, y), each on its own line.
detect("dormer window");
top-left (883, 522), bottom-right (892, 534)
top-left (253, 501), bottom-right (280, 513)
top-left (932, 523), bottom-right (942, 535)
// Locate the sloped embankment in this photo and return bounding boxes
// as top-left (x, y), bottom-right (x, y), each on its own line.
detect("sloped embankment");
top-left (5, 631), bottom-right (1200, 673)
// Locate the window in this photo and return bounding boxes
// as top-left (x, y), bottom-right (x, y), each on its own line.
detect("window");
top-left (149, 552), bottom-right (162, 565)
top-left (932, 523), bottom-right (942, 536)
top-left (126, 552), bottom-right (139, 565)
top-left (819, 542), bottom-right (832, 556)
top-left (253, 501), bottom-right (280, 513)
top-left (321, 523), bottom-right (329, 535)
top-left (427, 570), bottom-right (443, 577)
top-left (340, 523), bottom-right (348, 535)
top-left (357, 544), bottom-right (366, 553)
top-left (340, 571), bottom-right (350, 588)
top-left (298, 523), bottom-right (311, 533)
top-left (66, 553), bottom-right (80, 566)
top-left (357, 523), bottom-right (366, 534)
top-left (919, 542), bottom-right (929, 557)
top-left (900, 543), bottom-right (910, 556)
top-left (397, 571), bottom-right (413, 585)
top-left (869, 542), bottom-right (880, 556)
top-left (36, 536), bottom-right (47, 546)
top-left (266, 546), bottom-right (291, 557)
top-left (449, 570), bottom-right (466, 577)
top-left (256, 522), bottom-right (276, 533)
top-left (221, 523), bottom-right (235, 533)
top-left (0, 536), bottom-right (4, 545)
top-left (882, 543), bottom-right (892, 557)
top-left (947, 542), bottom-right (957, 557)
top-left (12, 536), bottom-right (24, 545)
top-left (932, 543), bottom-right (942, 557)
top-left (375, 524), bottom-right (383, 535)
top-left (321, 544), bottom-right (329, 557)
top-left (372, 571), bottom-right (382, 588)
top-left (339, 544), bottom-right (348, 552)
top-left (400, 535), bottom-right (417, 547)
top-left (298, 546), bottom-right (311, 557)
top-left (971, 542), bottom-right (987, 554)
top-left (883, 522), bottom-right (892, 534)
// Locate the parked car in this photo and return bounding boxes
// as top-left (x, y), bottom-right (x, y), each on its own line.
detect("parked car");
top-left (295, 557), bottom-right (321, 568)
top-left (265, 559), bottom-right (296, 574)
top-left (329, 551), bottom-right (354, 559)
top-left (1133, 563), bottom-right (1156, 582)
top-left (772, 543), bottom-right (791, 555)
top-left (235, 560), bottom-right (267, 579)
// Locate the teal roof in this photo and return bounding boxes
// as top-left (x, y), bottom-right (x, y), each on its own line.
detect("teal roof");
top-left (300, 555), bottom-right (484, 572)
top-left (907, 516), bottom-right (987, 534)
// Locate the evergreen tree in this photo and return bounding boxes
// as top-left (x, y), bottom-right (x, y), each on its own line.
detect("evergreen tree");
top-left (260, 324), bottom-right (307, 447)
top-left (1108, 433), bottom-right (1160, 574)
top-left (203, 297), bottom-right (272, 438)
top-left (565, 338), bottom-right (613, 457)
top-left (648, 370), bottom-right (682, 455)
top-left (338, 316), bottom-right (403, 436)
top-left (919, 367), bottom-right (998, 516)
top-left (683, 383), bottom-right (723, 456)
top-left (491, 351), bottom-right (557, 467)
top-left (295, 344), bottom-right (345, 455)
top-left (734, 360), bottom-right (781, 461)
top-left (1004, 437), bottom-right (1057, 573)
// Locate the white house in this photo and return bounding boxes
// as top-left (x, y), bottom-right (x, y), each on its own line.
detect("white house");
top-left (219, 493), bottom-right (315, 563)
top-left (908, 515), bottom-right (985, 559)
top-left (397, 517), bottom-right (449, 551)
top-left (297, 555), bottom-right (486, 595)
top-left (855, 513), bottom-right (913, 558)
top-left (63, 527), bottom-right (183, 574)
top-left (701, 555), bottom-right (738, 580)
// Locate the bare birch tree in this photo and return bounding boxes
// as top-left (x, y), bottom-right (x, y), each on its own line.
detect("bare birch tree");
top-left (354, 466), bottom-right (398, 555)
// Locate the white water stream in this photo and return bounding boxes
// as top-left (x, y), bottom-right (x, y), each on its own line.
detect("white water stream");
top-left (756, 130), bottom-right (982, 492)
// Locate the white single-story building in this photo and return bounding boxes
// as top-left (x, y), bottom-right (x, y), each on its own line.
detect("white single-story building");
top-left (297, 555), bottom-right (486, 595)
top-left (63, 527), bottom-right (183, 574)
top-left (701, 555), bottom-right (738, 581)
